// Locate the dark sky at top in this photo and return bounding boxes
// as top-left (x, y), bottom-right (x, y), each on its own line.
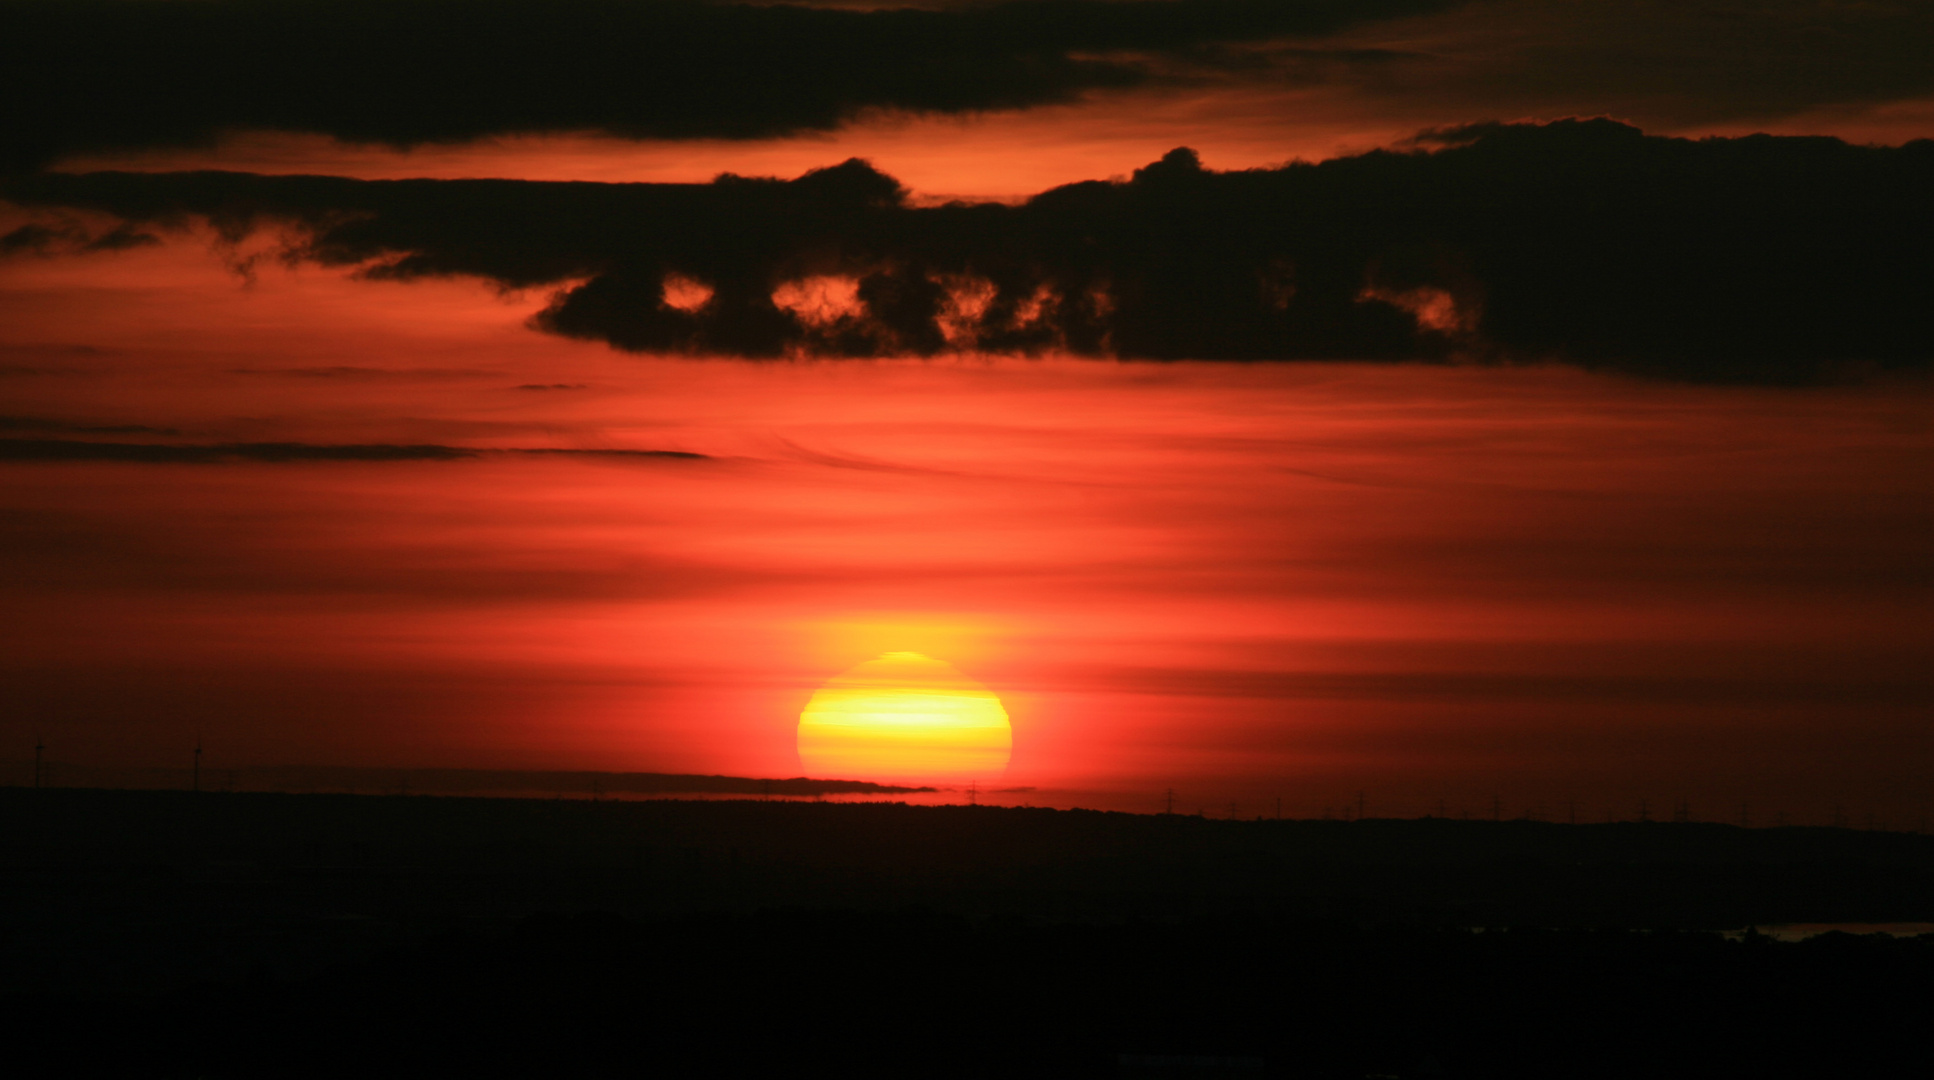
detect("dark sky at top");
top-left (7, 0), bottom-right (1934, 170)
top-left (1, 0), bottom-right (1460, 171)
top-left (3, 0), bottom-right (1932, 377)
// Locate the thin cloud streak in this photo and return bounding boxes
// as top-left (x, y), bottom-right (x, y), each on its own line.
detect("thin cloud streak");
top-left (0, 439), bottom-right (708, 463)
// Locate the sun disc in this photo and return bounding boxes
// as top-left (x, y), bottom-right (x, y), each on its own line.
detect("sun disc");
top-left (797, 651), bottom-right (1011, 783)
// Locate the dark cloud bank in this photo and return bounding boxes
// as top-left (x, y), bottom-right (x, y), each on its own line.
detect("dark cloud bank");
top-left (7, 120), bottom-right (1932, 382)
top-left (0, 0), bottom-right (1449, 172)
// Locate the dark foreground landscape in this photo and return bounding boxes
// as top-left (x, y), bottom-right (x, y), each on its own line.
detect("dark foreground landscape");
top-left (4, 788), bottom-right (1931, 1078)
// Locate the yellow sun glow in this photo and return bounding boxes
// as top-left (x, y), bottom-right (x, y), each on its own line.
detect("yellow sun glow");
top-left (797, 652), bottom-right (1011, 782)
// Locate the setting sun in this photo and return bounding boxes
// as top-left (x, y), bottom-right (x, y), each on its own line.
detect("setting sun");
top-left (797, 652), bottom-right (1012, 783)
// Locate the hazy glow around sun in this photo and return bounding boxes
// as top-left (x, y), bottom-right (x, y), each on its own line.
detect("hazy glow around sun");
top-left (797, 651), bottom-right (1011, 783)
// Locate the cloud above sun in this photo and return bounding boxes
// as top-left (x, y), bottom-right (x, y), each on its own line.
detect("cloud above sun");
top-left (0, 0), bottom-right (1463, 172)
top-left (9, 121), bottom-right (1931, 382)
top-left (8, 0), bottom-right (1934, 176)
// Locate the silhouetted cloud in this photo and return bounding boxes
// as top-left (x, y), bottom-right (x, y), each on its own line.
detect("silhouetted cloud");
top-left (0, 439), bottom-right (708, 463)
top-left (0, 220), bottom-right (159, 254)
top-left (0, 415), bottom-right (176, 435)
top-left (0, 0), bottom-right (1452, 172)
top-left (227, 365), bottom-right (504, 380)
top-left (518, 448), bottom-right (708, 460)
top-left (7, 120), bottom-right (1931, 381)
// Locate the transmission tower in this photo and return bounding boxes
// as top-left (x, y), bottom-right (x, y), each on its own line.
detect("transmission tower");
top-left (33, 732), bottom-right (43, 789)
top-left (192, 737), bottom-right (202, 793)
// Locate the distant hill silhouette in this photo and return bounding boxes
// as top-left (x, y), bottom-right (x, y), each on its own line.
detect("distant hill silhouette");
top-left (2, 789), bottom-right (1930, 1077)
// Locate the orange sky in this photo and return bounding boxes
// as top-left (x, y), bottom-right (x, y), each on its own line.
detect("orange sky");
top-left (4, 235), bottom-right (1929, 821)
top-left (7, 0), bottom-right (1933, 823)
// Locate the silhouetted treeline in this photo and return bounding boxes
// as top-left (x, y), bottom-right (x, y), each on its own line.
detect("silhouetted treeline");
top-left (8, 121), bottom-right (1932, 381)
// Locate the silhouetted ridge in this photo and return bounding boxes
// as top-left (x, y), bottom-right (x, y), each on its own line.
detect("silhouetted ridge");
top-left (3, 790), bottom-right (1931, 1076)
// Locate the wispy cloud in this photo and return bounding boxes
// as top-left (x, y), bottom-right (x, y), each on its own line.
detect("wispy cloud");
top-left (0, 439), bottom-right (708, 464)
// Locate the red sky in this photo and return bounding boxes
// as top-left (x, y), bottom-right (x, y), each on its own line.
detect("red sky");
top-left (4, 0), bottom-right (1932, 824)
top-left (3, 233), bottom-right (1929, 822)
